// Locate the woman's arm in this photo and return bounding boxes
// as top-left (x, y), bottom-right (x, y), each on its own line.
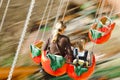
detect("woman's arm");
top-left (65, 37), bottom-right (74, 61)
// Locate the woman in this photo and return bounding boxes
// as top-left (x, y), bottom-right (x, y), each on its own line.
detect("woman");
top-left (43, 21), bottom-right (74, 62)
top-left (73, 38), bottom-right (92, 67)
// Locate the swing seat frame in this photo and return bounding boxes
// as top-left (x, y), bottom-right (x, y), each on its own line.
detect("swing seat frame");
top-left (30, 40), bottom-right (43, 64)
top-left (89, 22), bottom-right (115, 44)
top-left (41, 51), bottom-right (68, 76)
top-left (66, 54), bottom-right (96, 80)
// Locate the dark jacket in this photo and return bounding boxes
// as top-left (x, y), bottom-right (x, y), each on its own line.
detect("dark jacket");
top-left (43, 34), bottom-right (73, 61)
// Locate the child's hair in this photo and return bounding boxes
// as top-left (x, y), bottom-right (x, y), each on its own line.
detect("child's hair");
top-left (75, 37), bottom-right (88, 51)
top-left (51, 21), bottom-right (66, 43)
top-left (100, 16), bottom-right (107, 25)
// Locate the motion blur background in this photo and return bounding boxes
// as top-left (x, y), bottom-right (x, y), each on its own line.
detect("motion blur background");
top-left (0, 0), bottom-right (120, 80)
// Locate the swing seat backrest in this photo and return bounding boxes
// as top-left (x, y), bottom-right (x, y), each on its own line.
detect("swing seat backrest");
top-left (98, 22), bottom-right (115, 35)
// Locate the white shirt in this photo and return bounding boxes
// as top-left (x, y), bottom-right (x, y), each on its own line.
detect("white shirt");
top-left (77, 51), bottom-right (85, 57)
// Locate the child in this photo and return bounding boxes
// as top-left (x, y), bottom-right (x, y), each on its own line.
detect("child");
top-left (73, 38), bottom-right (92, 67)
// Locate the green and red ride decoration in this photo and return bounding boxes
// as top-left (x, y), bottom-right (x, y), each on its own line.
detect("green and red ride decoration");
top-left (89, 16), bottom-right (115, 44)
top-left (41, 51), bottom-right (68, 76)
top-left (30, 40), bottom-right (43, 64)
top-left (30, 48), bottom-right (96, 79)
top-left (29, 16), bottom-right (116, 79)
top-left (67, 55), bottom-right (96, 80)
top-left (30, 39), bottom-right (96, 79)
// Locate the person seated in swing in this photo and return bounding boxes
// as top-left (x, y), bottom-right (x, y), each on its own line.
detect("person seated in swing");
top-left (73, 38), bottom-right (92, 67)
top-left (91, 16), bottom-right (112, 30)
top-left (90, 16), bottom-right (113, 40)
top-left (43, 21), bottom-right (74, 63)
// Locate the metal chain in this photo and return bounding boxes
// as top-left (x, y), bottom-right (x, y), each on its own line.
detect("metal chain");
top-left (0, 0), bottom-right (11, 31)
top-left (34, 0), bottom-right (51, 42)
top-left (7, 0), bottom-right (35, 80)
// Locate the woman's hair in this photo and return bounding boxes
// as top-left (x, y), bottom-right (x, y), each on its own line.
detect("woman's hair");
top-left (51, 21), bottom-right (66, 43)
